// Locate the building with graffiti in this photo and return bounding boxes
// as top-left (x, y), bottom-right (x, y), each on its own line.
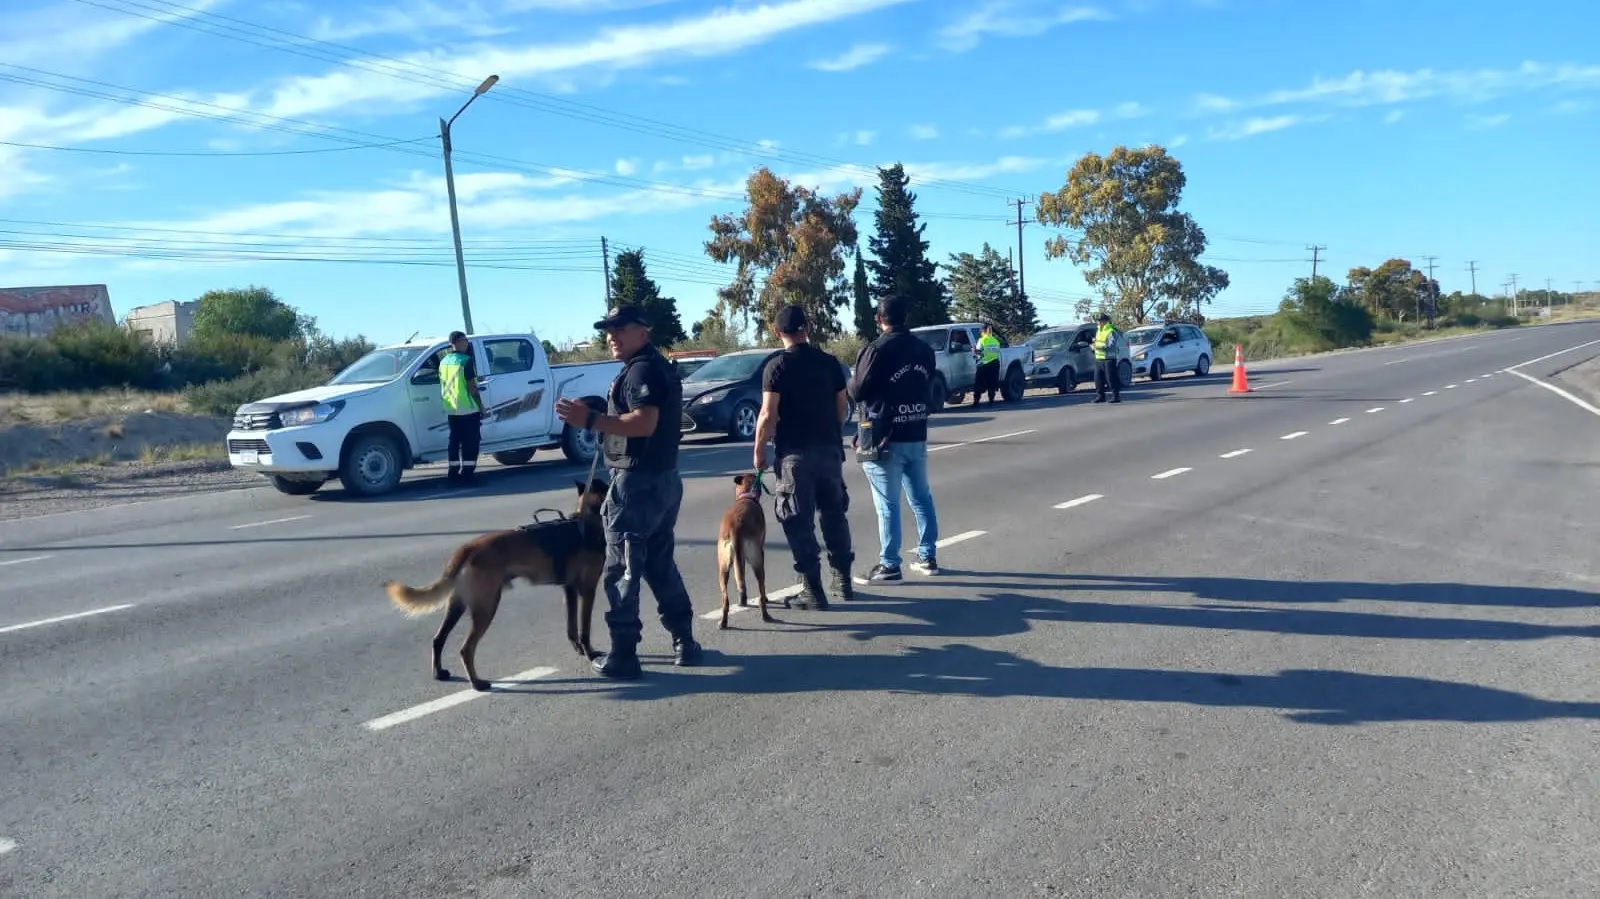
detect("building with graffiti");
top-left (0, 284), bottom-right (117, 338)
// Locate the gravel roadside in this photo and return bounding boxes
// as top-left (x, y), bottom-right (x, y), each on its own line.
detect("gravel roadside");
top-left (0, 460), bottom-right (266, 522)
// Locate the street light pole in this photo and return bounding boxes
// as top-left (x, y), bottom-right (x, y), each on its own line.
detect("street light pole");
top-left (440, 74), bottom-right (499, 335)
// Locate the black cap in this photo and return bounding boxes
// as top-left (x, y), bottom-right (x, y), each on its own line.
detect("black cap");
top-left (775, 304), bottom-right (807, 334)
top-left (1096, 312), bottom-right (1111, 323)
top-left (448, 330), bottom-right (467, 341)
top-left (593, 305), bottom-right (650, 330)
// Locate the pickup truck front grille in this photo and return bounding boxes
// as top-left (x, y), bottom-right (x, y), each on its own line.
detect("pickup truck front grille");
top-left (232, 410), bottom-right (279, 431)
top-left (228, 439), bottom-right (271, 454)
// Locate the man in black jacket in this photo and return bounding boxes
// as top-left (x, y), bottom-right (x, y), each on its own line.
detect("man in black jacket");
top-left (848, 296), bottom-right (942, 585)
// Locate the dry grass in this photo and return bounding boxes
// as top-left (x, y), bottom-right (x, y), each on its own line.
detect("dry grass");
top-left (0, 388), bottom-right (188, 426)
top-left (4, 452), bottom-right (117, 480)
top-left (138, 442), bottom-right (226, 464)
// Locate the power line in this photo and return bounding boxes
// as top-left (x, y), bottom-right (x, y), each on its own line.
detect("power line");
top-left (0, 137), bottom-right (430, 156)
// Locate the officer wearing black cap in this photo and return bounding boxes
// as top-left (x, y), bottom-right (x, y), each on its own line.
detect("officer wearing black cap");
top-left (1091, 312), bottom-right (1123, 404)
top-left (555, 305), bottom-right (702, 679)
top-left (753, 304), bottom-right (855, 608)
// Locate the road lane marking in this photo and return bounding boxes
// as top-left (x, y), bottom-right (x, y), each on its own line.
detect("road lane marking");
top-left (0, 555), bottom-right (51, 567)
top-left (928, 429), bottom-right (1037, 453)
top-left (0, 603), bottom-right (135, 636)
top-left (1383, 358), bottom-right (1411, 366)
top-left (1399, 398), bottom-right (1415, 403)
top-left (0, 837), bottom-right (14, 856)
top-left (1445, 384), bottom-right (1458, 389)
top-left (1466, 378), bottom-right (1477, 383)
top-left (1328, 418), bottom-right (1349, 425)
top-left (230, 514), bottom-right (312, 530)
top-left (1281, 431), bottom-right (1309, 440)
top-left (936, 530), bottom-right (987, 548)
top-left (1503, 337), bottom-right (1600, 371)
top-left (1151, 467), bottom-right (1191, 480)
top-left (1219, 449), bottom-right (1252, 459)
top-left (363, 666), bottom-right (560, 731)
top-left (1054, 494), bottom-right (1104, 509)
top-left (1481, 373), bottom-right (1494, 378)
top-left (1503, 369), bottom-right (1600, 418)
top-left (1251, 380), bottom-right (1294, 390)
top-left (1423, 391), bottom-right (1437, 396)
top-left (1367, 407), bottom-right (1385, 413)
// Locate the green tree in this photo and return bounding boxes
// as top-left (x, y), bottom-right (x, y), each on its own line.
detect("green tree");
top-left (946, 243), bottom-right (1039, 340)
top-left (1345, 259), bottom-right (1435, 322)
top-left (608, 248), bottom-right (687, 347)
top-left (1277, 275), bottom-right (1373, 349)
top-left (851, 252), bottom-right (875, 339)
top-left (705, 166), bottom-right (861, 340)
top-left (1035, 145), bottom-right (1230, 325)
top-left (867, 163), bottom-right (948, 327)
top-left (191, 286), bottom-right (306, 343)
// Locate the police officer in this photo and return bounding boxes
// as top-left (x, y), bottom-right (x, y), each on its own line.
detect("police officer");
top-left (972, 322), bottom-right (1002, 406)
top-left (440, 330), bottom-right (485, 482)
top-left (1092, 312), bottom-right (1123, 404)
top-left (555, 306), bottom-right (702, 680)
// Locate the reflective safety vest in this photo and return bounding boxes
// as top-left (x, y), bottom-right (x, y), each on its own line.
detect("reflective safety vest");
top-left (976, 333), bottom-right (1001, 365)
top-left (439, 351), bottom-right (480, 415)
top-left (1093, 323), bottom-right (1120, 361)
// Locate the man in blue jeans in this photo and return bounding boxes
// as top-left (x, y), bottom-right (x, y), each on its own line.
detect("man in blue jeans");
top-left (848, 295), bottom-right (940, 584)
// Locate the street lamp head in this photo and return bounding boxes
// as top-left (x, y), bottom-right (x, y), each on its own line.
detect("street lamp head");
top-left (474, 75), bottom-right (499, 95)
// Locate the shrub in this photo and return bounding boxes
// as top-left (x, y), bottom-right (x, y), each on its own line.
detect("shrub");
top-left (183, 366), bottom-right (334, 416)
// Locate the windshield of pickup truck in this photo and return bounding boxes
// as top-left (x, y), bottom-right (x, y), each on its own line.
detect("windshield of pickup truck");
top-left (914, 330), bottom-right (948, 352)
top-left (684, 351), bottom-right (772, 383)
top-left (1126, 327), bottom-right (1163, 347)
top-left (330, 347), bottom-right (432, 384)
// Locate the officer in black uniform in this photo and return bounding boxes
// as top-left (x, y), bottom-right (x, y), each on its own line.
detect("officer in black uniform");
top-left (555, 306), bottom-right (702, 679)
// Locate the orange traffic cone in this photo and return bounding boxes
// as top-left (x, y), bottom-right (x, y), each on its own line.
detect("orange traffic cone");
top-left (1228, 344), bottom-right (1251, 394)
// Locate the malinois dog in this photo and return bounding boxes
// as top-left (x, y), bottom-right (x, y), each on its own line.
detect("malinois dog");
top-left (717, 472), bottom-right (774, 629)
top-left (383, 478), bottom-right (608, 691)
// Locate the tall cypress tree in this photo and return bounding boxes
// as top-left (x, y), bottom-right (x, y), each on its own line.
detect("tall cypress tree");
top-left (852, 252), bottom-right (875, 339)
top-left (609, 248), bottom-right (687, 347)
top-left (867, 163), bottom-right (948, 327)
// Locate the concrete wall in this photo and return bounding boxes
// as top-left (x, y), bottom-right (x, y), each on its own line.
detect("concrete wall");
top-left (0, 285), bottom-right (116, 338)
top-left (124, 300), bottom-right (198, 345)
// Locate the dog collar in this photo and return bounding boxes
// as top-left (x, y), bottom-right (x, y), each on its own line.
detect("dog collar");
top-left (736, 489), bottom-right (760, 501)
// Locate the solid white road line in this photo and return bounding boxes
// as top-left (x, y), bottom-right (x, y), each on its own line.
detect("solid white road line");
top-left (230, 515), bottom-right (312, 530)
top-left (1281, 431), bottom-right (1309, 440)
top-left (1219, 449), bottom-right (1252, 459)
top-left (1503, 337), bottom-right (1600, 371)
top-left (0, 555), bottom-right (51, 567)
top-left (928, 429), bottom-right (1037, 453)
top-left (1151, 467), bottom-right (1192, 480)
top-left (1251, 380), bottom-right (1294, 390)
top-left (1367, 407), bottom-right (1385, 413)
top-left (1054, 494), bottom-right (1104, 510)
top-left (1503, 369), bottom-right (1600, 418)
top-left (0, 603), bottom-right (136, 636)
top-left (363, 666), bottom-right (560, 731)
top-left (1328, 418), bottom-right (1350, 425)
top-left (0, 837), bottom-right (15, 856)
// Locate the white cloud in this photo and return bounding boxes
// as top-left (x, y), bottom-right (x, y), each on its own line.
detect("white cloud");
top-left (909, 123), bottom-right (940, 140)
top-left (1113, 101), bottom-right (1149, 119)
top-left (1205, 114), bottom-right (1320, 141)
top-left (1199, 62), bottom-right (1600, 114)
top-left (680, 154), bottom-right (719, 170)
top-left (1169, 134), bottom-right (1189, 148)
top-left (938, 2), bottom-right (1113, 53)
top-left (1550, 98), bottom-right (1593, 115)
top-left (809, 43), bottom-right (892, 72)
top-left (0, 0), bottom-right (222, 69)
top-left (1193, 93), bottom-right (1237, 114)
top-left (615, 158), bottom-right (640, 176)
top-left (307, 1), bottom-right (515, 42)
top-left (1466, 113), bottom-right (1510, 129)
top-left (854, 130), bottom-right (876, 146)
top-left (999, 108), bottom-right (1102, 139)
top-left (1383, 109), bottom-right (1405, 124)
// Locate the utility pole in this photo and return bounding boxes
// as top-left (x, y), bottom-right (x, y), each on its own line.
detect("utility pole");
top-left (1508, 273), bottom-right (1520, 317)
top-left (1545, 278), bottom-right (1554, 316)
top-left (1422, 255), bottom-right (1438, 329)
top-left (439, 74), bottom-right (500, 335)
top-left (1466, 260), bottom-right (1479, 297)
top-left (1011, 198), bottom-right (1030, 304)
top-left (1307, 244), bottom-right (1326, 280)
top-left (601, 236), bottom-right (612, 308)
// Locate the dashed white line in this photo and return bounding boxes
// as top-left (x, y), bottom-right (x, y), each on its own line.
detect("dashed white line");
top-left (1399, 398), bottom-right (1415, 403)
top-left (1328, 418), bottom-right (1350, 426)
top-left (1367, 407), bottom-right (1385, 414)
top-left (1054, 494), bottom-right (1104, 510)
top-left (1219, 449), bottom-right (1252, 459)
top-left (0, 603), bottom-right (135, 636)
top-left (1282, 431), bottom-right (1309, 440)
top-left (1423, 391), bottom-right (1437, 396)
top-left (0, 837), bottom-right (15, 856)
top-left (1151, 467), bottom-right (1192, 480)
top-left (1481, 373), bottom-right (1495, 378)
top-left (1250, 380), bottom-right (1294, 391)
top-left (1466, 378), bottom-right (1477, 383)
top-left (1445, 384), bottom-right (1458, 389)
top-left (935, 530), bottom-right (988, 548)
top-left (928, 429), bottom-right (1037, 453)
top-left (0, 555), bottom-right (51, 567)
top-left (363, 666), bottom-right (560, 731)
top-left (230, 514), bottom-right (312, 530)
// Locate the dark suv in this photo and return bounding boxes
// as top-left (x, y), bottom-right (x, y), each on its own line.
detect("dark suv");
top-left (679, 348), bottom-right (854, 440)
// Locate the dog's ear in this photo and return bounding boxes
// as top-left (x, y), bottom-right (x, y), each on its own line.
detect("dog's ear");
top-left (574, 480), bottom-right (586, 494)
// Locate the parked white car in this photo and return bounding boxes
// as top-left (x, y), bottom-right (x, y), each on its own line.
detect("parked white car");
top-left (224, 332), bottom-right (621, 497)
top-left (1126, 322), bottom-right (1214, 381)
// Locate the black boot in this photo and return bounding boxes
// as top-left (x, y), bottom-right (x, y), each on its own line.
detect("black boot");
top-left (792, 573), bottom-right (830, 610)
top-left (672, 634), bottom-right (703, 667)
top-left (591, 648), bottom-right (641, 679)
top-left (829, 565), bottom-right (855, 601)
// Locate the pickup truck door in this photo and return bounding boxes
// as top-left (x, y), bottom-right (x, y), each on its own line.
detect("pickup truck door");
top-left (946, 326), bottom-right (977, 391)
top-left (475, 336), bottom-right (552, 448)
top-left (406, 345), bottom-right (451, 457)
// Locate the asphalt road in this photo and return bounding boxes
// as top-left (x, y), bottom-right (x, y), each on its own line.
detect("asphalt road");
top-left (3, 322), bottom-right (1599, 898)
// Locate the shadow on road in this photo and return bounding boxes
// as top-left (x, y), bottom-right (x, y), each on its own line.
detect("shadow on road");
top-left (1053, 573), bottom-right (1600, 610)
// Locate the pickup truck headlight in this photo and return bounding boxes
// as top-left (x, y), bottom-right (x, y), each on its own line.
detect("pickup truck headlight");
top-left (279, 401), bottom-right (344, 427)
top-left (691, 389), bottom-right (731, 406)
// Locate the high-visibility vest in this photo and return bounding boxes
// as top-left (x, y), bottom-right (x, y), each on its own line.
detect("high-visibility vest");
top-left (1093, 323), bottom-right (1119, 360)
top-left (439, 351), bottom-right (480, 414)
top-left (976, 333), bottom-right (1001, 365)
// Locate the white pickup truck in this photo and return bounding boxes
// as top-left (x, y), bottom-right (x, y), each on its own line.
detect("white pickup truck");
top-left (910, 321), bottom-right (1035, 413)
top-left (224, 332), bottom-right (620, 497)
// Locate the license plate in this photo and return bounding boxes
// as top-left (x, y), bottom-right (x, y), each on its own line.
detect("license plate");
top-left (239, 450), bottom-right (260, 464)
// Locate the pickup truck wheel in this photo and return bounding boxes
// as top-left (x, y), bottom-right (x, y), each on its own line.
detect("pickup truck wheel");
top-left (339, 433), bottom-right (403, 496)
top-left (1001, 364), bottom-right (1026, 402)
top-left (1149, 358), bottom-right (1165, 381)
top-left (561, 398), bottom-right (605, 464)
top-left (270, 475), bottom-right (324, 496)
top-left (493, 449), bottom-right (536, 466)
top-left (729, 400), bottom-right (759, 441)
top-left (927, 375), bottom-right (947, 414)
top-left (1056, 368), bottom-right (1076, 394)
top-left (1118, 359), bottom-right (1133, 388)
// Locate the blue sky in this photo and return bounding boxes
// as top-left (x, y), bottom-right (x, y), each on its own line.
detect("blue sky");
top-left (2, 0), bottom-right (1596, 348)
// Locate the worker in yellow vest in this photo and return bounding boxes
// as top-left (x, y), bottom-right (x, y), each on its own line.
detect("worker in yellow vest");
top-left (1091, 313), bottom-right (1122, 404)
top-left (439, 330), bottom-right (485, 482)
top-left (972, 322), bottom-right (1003, 407)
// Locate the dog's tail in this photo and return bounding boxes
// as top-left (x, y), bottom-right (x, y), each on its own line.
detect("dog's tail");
top-left (383, 543), bottom-right (473, 616)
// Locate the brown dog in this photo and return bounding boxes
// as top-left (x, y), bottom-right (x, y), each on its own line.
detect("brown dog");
top-left (383, 478), bottom-right (608, 691)
top-left (717, 472), bottom-right (773, 629)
